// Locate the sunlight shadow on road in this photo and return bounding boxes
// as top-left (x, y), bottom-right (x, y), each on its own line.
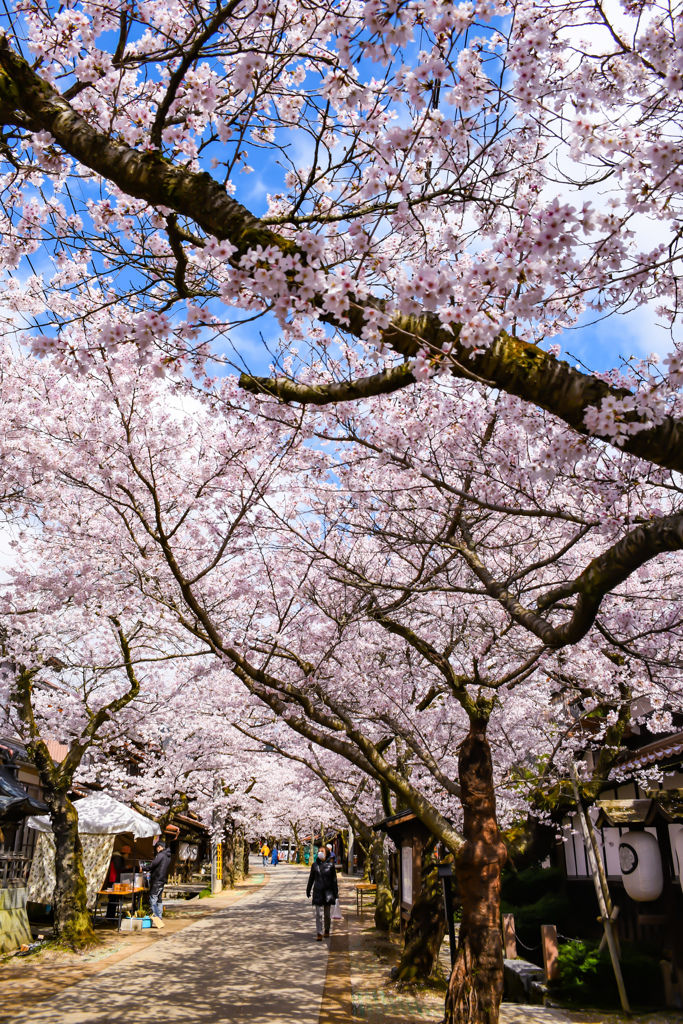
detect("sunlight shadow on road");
top-left (6, 866), bottom-right (330, 1024)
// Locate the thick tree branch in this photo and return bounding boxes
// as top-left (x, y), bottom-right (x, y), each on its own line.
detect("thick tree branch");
top-left (13, 666), bottom-right (60, 785)
top-left (3, 39), bottom-right (682, 472)
top-left (241, 327), bottom-right (683, 475)
top-left (240, 363), bottom-right (417, 404)
top-left (0, 39), bottom-right (292, 259)
top-left (458, 513), bottom-right (683, 648)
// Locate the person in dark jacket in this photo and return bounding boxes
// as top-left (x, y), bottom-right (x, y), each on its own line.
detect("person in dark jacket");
top-left (148, 840), bottom-right (172, 919)
top-left (306, 847), bottom-right (338, 939)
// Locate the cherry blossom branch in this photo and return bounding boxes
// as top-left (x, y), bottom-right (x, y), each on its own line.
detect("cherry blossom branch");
top-left (457, 514), bottom-right (683, 648)
top-left (241, 363), bottom-right (417, 405)
top-left (149, 2), bottom-right (240, 150)
top-left (378, 713), bottom-right (462, 798)
top-left (2, 39), bottom-right (683, 473)
top-left (0, 39), bottom-right (291, 259)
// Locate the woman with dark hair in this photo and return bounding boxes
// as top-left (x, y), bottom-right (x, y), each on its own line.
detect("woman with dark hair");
top-left (306, 847), bottom-right (338, 940)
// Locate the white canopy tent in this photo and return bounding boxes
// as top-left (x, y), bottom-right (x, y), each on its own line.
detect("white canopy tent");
top-left (27, 793), bottom-right (160, 838)
top-left (26, 794), bottom-right (160, 907)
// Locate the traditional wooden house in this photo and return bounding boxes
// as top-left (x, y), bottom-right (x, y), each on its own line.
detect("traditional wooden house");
top-left (559, 731), bottom-right (683, 965)
top-left (0, 737), bottom-right (56, 886)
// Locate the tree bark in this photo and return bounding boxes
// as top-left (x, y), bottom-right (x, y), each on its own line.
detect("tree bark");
top-left (358, 840), bottom-right (372, 882)
top-left (444, 720), bottom-right (506, 1024)
top-left (394, 836), bottom-right (446, 984)
top-left (243, 832), bottom-right (250, 876)
top-left (291, 821), bottom-right (305, 864)
top-left (369, 833), bottom-right (394, 931)
top-left (223, 821), bottom-right (235, 888)
top-left (48, 789), bottom-right (96, 948)
top-left (234, 826), bottom-right (245, 881)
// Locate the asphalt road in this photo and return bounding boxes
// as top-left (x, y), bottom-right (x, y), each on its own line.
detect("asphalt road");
top-left (8, 861), bottom-right (330, 1024)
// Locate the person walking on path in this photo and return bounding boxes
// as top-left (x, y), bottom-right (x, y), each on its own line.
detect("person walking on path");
top-left (271, 845), bottom-right (279, 866)
top-left (260, 842), bottom-right (270, 866)
top-left (148, 840), bottom-right (172, 919)
top-left (306, 847), bottom-right (338, 940)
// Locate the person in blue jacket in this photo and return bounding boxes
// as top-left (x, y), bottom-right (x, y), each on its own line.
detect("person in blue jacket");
top-left (271, 845), bottom-right (278, 866)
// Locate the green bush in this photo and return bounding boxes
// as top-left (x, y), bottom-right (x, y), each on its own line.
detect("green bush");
top-left (551, 939), bottom-right (664, 1008)
top-left (199, 887), bottom-right (212, 899)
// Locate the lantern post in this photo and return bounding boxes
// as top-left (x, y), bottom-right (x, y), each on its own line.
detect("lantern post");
top-left (569, 763), bottom-right (630, 1014)
top-left (438, 863), bottom-right (457, 969)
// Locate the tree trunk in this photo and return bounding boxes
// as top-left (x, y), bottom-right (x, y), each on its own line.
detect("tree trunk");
top-left (234, 825), bottom-right (245, 881)
top-left (49, 790), bottom-right (96, 949)
top-left (243, 832), bottom-right (250, 876)
top-left (394, 836), bottom-right (446, 983)
top-left (223, 821), bottom-right (235, 888)
top-left (340, 828), bottom-right (348, 865)
top-left (358, 840), bottom-right (372, 882)
top-left (370, 833), bottom-right (394, 931)
top-left (291, 821), bottom-right (305, 864)
top-left (444, 720), bottom-right (506, 1024)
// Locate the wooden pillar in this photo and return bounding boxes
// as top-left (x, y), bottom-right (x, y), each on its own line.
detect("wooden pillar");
top-left (502, 913), bottom-right (517, 959)
top-left (542, 924), bottom-right (559, 980)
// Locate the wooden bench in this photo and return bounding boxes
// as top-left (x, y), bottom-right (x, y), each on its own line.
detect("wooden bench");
top-left (355, 882), bottom-right (377, 915)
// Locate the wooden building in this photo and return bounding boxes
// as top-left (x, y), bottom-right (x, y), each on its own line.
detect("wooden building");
top-left (559, 731), bottom-right (683, 964)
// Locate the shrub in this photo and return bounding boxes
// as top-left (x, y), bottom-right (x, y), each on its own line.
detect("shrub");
top-left (551, 939), bottom-right (664, 1008)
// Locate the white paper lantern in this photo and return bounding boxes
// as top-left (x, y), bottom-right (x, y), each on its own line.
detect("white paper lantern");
top-left (619, 830), bottom-right (663, 901)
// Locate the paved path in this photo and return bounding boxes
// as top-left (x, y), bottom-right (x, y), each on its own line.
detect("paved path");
top-left (7, 862), bottom-right (328, 1024)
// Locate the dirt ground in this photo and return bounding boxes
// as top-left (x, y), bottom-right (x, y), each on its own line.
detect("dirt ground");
top-left (0, 872), bottom-right (267, 1023)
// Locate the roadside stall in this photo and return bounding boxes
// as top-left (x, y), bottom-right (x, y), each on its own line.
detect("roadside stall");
top-left (26, 793), bottom-right (160, 928)
top-left (158, 813), bottom-right (211, 900)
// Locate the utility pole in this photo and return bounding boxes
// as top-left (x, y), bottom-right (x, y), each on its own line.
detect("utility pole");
top-left (211, 776), bottom-right (223, 894)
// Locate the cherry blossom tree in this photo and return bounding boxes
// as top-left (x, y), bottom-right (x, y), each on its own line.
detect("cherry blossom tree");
top-left (0, 0), bottom-right (681, 473)
top-left (7, 341), bottom-right (682, 1020)
top-left (0, 602), bottom-right (190, 946)
top-left (275, 379), bottom-right (683, 1020)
